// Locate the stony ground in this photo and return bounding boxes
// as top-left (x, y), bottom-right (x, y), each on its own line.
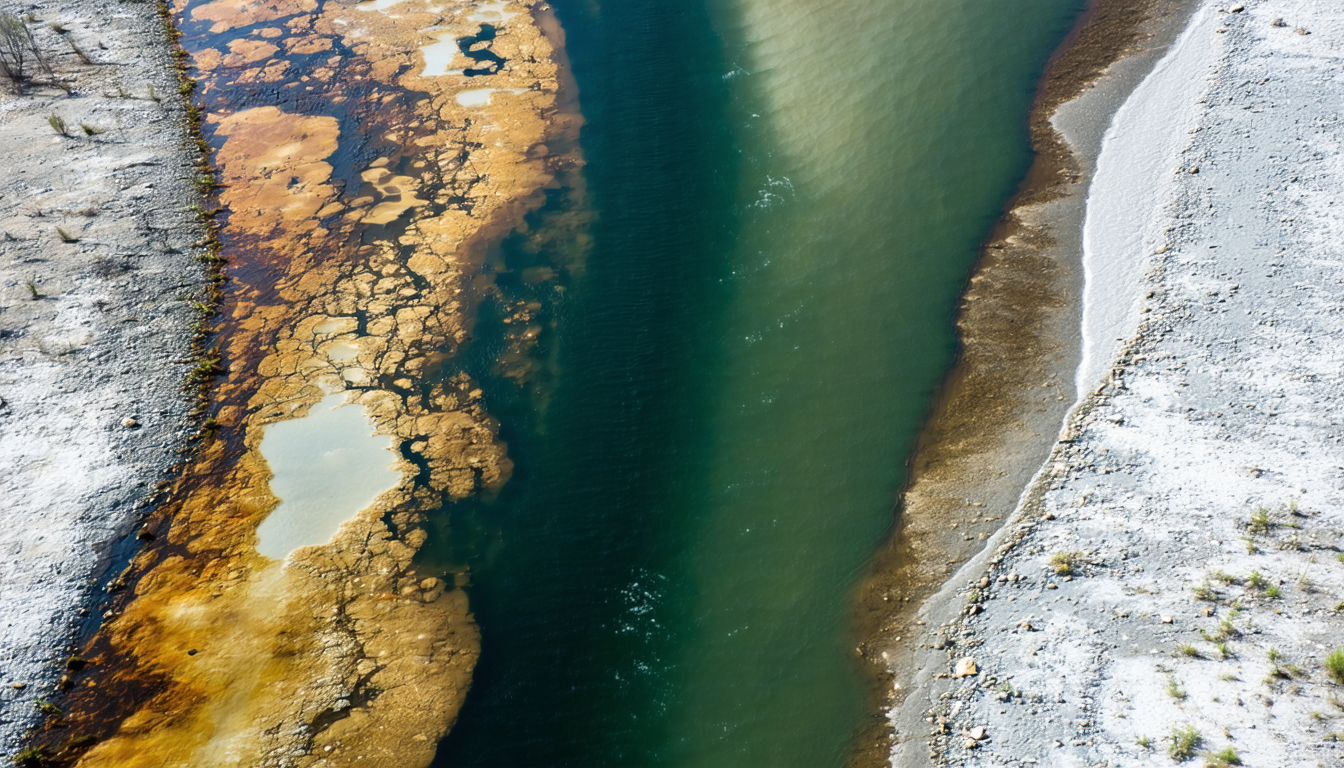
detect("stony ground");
top-left (0, 0), bottom-right (202, 752)
top-left (891, 2), bottom-right (1344, 766)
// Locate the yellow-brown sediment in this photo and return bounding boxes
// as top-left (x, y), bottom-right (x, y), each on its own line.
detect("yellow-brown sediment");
top-left (50, 1), bottom-right (581, 765)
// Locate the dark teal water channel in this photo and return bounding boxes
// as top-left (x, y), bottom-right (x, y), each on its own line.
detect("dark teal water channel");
top-left (428, 0), bottom-right (1086, 765)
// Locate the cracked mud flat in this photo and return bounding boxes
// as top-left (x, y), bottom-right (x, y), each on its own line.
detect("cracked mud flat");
top-left (883, 1), bottom-right (1344, 766)
top-left (9, 0), bottom-right (582, 765)
top-left (0, 0), bottom-right (207, 753)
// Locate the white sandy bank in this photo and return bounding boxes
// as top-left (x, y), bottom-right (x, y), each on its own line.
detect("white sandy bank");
top-left (896, 2), bottom-right (1344, 766)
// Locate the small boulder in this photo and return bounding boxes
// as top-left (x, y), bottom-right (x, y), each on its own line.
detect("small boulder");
top-left (953, 657), bottom-right (978, 678)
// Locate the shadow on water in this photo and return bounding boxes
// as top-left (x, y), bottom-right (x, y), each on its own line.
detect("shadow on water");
top-left (428, 0), bottom-right (740, 765)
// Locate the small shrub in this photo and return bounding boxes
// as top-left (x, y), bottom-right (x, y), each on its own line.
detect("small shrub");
top-left (1215, 642), bottom-right (1232, 660)
top-left (1248, 507), bottom-right (1273, 533)
top-left (1210, 570), bottom-right (1240, 585)
top-left (1176, 643), bottom-right (1201, 659)
top-left (1050, 551), bottom-right (1082, 576)
top-left (1168, 676), bottom-right (1187, 700)
top-left (24, 280), bottom-right (42, 299)
top-left (1137, 734), bottom-right (1153, 748)
top-left (1204, 746), bottom-right (1241, 767)
top-left (79, 122), bottom-right (102, 136)
top-left (1169, 724), bottom-right (1201, 761)
top-left (1213, 618), bottom-right (1241, 641)
top-left (1326, 647), bottom-right (1344, 684)
top-left (47, 114), bottom-right (67, 136)
top-left (1194, 581), bottom-right (1219, 602)
top-left (1264, 584), bottom-right (1281, 599)
top-left (1247, 570), bottom-right (1268, 590)
top-left (1268, 647), bottom-right (1283, 663)
top-left (55, 226), bottom-right (75, 243)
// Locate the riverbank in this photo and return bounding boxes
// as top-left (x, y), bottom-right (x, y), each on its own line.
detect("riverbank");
top-left (854, 0), bottom-right (1196, 762)
top-left (0, 1), bottom-right (205, 754)
top-left (883, 0), bottom-right (1344, 765)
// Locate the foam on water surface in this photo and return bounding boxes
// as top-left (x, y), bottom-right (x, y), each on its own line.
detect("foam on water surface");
top-left (255, 393), bottom-right (401, 560)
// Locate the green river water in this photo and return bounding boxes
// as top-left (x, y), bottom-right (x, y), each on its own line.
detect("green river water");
top-left (429, 0), bottom-right (1086, 765)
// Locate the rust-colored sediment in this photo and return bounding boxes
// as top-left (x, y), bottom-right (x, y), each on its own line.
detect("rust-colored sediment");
top-left (848, 1), bottom-right (1186, 764)
top-left (38, 1), bottom-right (582, 766)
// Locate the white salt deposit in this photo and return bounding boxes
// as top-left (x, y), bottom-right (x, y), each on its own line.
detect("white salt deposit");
top-left (455, 87), bottom-right (525, 107)
top-left (255, 394), bottom-right (401, 560)
top-left (420, 31), bottom-right (461, 77)
top-left (1076, 5), bottom-right (1218, 395)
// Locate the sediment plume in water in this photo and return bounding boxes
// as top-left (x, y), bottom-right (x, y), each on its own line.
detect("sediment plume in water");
top-left (31, 1), bottom-right (583, 765)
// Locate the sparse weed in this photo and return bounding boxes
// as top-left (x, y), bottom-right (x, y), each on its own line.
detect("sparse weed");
top-left (1168, 676), bottom-right (1187, 700)
top-left (79, 122), bottom-right (102, 136)
top-left (1176, 643), bottom-right (1201, 659)
top-left (147, 82), bottom-right (159, 101)
top-left (1194, 581), bottom-right (1219, 602)
top-left (1136, 734), bottom-right (1152, 748)
top-left (1248, 507), bottom-right (1274, 533)
top-left (24, 279), bottom-right (42, 299)
top-left (1169, 724), bottom-right (1201, 761)
top-left (1050, 551), bottom-right (1082, 576)
top-left (1268, 647), bottom-right (1283, 663)
top-left (1264, 584), bottom-right (1281, 599)
top-left (47, 114), bottom-right (67, 136)
top-left (1326, 647), bottom-right (1344, 684)
top-left (55, 226), bottom-right (75, 243)
top-left (1215, 643), bottom-right (1232, 660)
top-left (11, 745), bottom-right (54, 767)
top-left (1204, 746), bottom-right (1241, 768)
top-left (1247, 570), bottom-right (1269, 590)
top-left (34, 697), bottom-right (61, 716)
top-left (1210, 570), bottom-right (1240, 585)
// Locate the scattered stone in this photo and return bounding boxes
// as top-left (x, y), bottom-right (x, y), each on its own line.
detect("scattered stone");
top-left (953, 657), bottom-right (978, 678)
top-left (122, 418), bottom-right (139, 428)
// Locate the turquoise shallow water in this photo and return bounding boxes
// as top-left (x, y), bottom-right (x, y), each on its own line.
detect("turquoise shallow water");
top-left (430, 0), bottom-right (1084, 765)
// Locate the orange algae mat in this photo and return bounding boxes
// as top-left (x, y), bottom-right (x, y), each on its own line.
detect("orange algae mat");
top-left (47, 1), bottom-right (581, 766)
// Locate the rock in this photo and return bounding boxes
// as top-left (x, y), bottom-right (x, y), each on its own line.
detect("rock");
top-left (122, 418), bottom-right (139, 428)
top-left (953, 657), bottom-right (978, 677)
top-left (1161, 615), bottom-right (1174, 624)
top-left (967, 726), bottom-right (986, 740)
top-left (977, 577), bottom-right (990, 588)
top-left (1271, 17), bottom-right (1286, 27)
top-left (1230, 4), bottom-right (1244, 11)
